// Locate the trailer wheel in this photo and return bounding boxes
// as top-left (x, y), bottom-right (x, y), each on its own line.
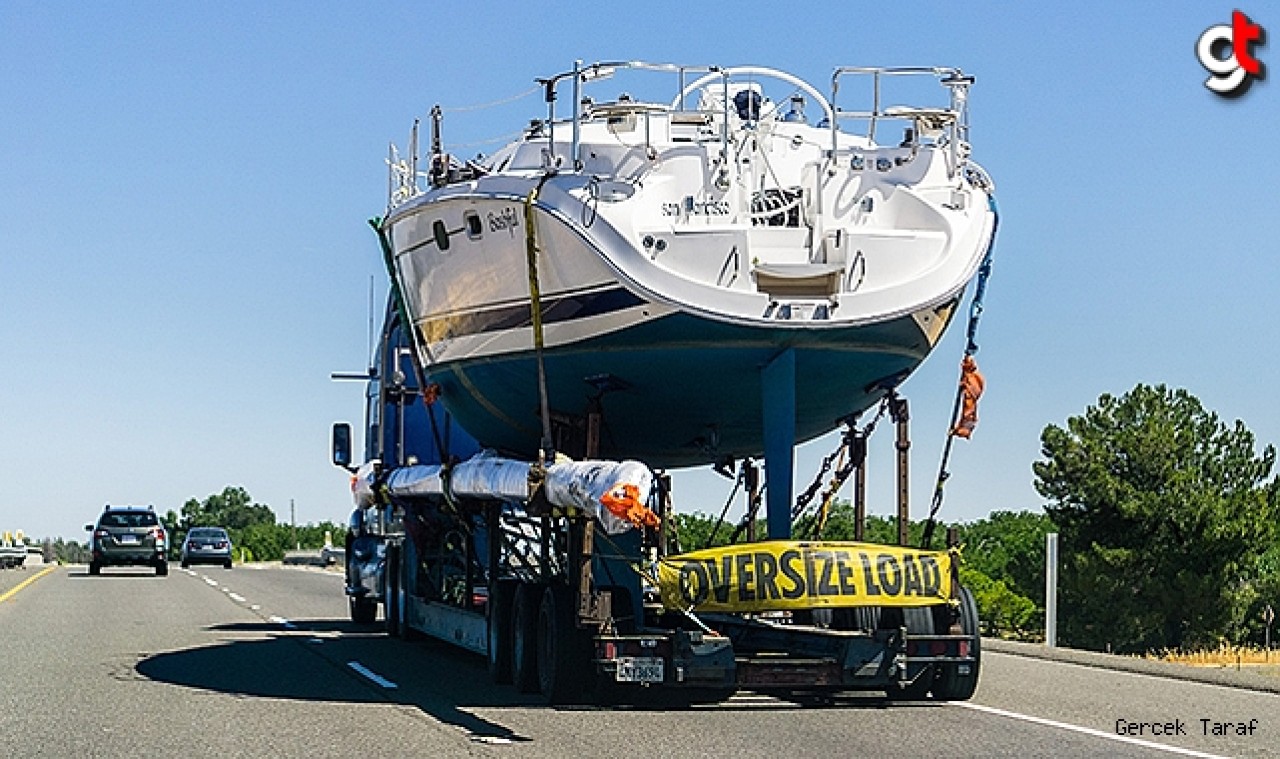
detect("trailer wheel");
top-left (384, 543), bottom-right (402, 637)
top-left (511, 583), bottom-right (542, 693)
top-left (932, 586), bottom-right (981, 701)
top-left (349, 595), bottom-right (377, 624)
top-left (487, 580), bottom-right (515, 684)
top-left (536, 584), bottom-right (592, 705)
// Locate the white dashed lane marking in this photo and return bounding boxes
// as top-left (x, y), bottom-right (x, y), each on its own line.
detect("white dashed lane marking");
top-left (348, 661), bottom-right (397, 689)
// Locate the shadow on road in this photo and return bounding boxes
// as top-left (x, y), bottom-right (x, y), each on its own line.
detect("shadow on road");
top-left (135, 619), bottom-right (536, 742)
top-left (136, 616), bottom-right (918, 742)
top-left (67, 569), bottom-right (168, 579)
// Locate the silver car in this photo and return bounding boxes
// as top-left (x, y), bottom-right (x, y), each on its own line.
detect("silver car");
top-left (181, 527), bottom-right (233, 569)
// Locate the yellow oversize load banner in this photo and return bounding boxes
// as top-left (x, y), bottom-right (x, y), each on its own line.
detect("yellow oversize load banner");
top-left (657, 540), bottom-right (953, 613)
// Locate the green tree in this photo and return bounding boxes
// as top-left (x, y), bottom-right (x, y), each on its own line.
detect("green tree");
top-left (960, 565), bottom-right (1038, 637)
top-left (956, 510), bottom-right (1056, 607)
top-left (1033, 384), bottom-right (1280, 653)
top-left (180, 486), bottom-right (275, 531)
top-left (237, 522), bottom-right (291, 562)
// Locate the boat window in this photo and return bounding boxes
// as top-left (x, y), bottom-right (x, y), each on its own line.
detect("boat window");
top-left (464, 212), bottom-right (483, 240)
top-left (432, 220), bottom-right (450, 251)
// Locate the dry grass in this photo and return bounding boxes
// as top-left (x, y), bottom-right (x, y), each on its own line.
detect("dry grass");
top-left (1148, 644), bottom-right (1278, 667)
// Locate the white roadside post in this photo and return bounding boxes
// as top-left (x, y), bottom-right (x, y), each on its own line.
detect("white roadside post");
top-left (1045, 532), bottom-right (1059, 648)
top-left (1265, 604), bottom-right (1274, 660)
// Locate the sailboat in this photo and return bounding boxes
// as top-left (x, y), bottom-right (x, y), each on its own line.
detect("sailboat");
top-left (374, 62), bottom-right (996, 473)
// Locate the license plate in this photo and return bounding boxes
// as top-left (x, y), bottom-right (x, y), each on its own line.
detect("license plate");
top-left (615, 657), bottom-right (664, 683)
top-left (120, 535), bottom-right (139, 545)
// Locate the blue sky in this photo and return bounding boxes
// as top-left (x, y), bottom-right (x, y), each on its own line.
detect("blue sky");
top-left (2, 2), bottom-right (1277, 540)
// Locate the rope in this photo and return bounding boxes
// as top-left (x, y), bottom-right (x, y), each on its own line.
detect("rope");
top-left (921, 196), bottom-right (999, 549)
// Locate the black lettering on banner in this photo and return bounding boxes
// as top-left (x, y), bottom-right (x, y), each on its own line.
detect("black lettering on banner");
top-left (835, 551), bottom-right (857, 596)
top-left (755, 552), bottom-right (781, 600)
top-left (902, 554), bottom-right (924, 596)
top-left (705, 557), bottom-right (733, 604)
top-left (736, 552), bottom-right (756, 602)
top-left (678, 561), bottom-right (709, 606)
top-left (920, 555), bottom-right (941, 597)
top-left (860, 552), bottom-right (882, 595)
top-left (816, 552), bottom-right (839, 596)
top-left (779, 549), bottom-right (806, 599)
top-left (877, 554), bottom-right (903, 596)
top-left (804, 547), bottom-right (819, 598)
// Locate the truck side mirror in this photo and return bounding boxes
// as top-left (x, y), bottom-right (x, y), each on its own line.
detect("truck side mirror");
top-left (332, 422), bottom-right (353, 470)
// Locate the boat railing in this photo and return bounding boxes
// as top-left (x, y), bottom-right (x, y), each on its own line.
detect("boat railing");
top-left (537, 60), bottom-right (726, 173)
top-left (829, 66), bottom-right (974, 178)
top-left (387, 62), bottom-right (978, 209)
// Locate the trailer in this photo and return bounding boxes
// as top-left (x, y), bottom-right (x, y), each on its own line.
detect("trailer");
top-left (331, 302), bottom-right (980, 705)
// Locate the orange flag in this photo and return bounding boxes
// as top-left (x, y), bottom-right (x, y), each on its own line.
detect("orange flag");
top-left (951, 355), bottom-right (985, 439)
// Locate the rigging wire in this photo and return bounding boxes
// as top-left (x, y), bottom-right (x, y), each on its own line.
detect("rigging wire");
top-left (439, 85), bottom-right (542, 113)
top-left (920, 196), bottom-right (1000, 549)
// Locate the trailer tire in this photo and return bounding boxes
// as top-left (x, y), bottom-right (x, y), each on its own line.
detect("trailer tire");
top-left (487, 580), bottom-right (516, 684)
top-left (536, 584), bottom-right (592, 705)
top-left (349, 595), bottom-right (377, 624)
top-left (384, 543), bottom-right (402, 637)
top-left (511, 583), bottom-right (542, 693)
top-left (932, 586), bottom-right (981, 701)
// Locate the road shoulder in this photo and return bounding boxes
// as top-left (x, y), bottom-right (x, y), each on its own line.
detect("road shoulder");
top-left (984, 637), bottom-right (1280, 695)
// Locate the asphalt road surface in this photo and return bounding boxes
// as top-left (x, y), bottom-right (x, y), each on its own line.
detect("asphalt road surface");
top-left (1, 564), bottom-right (1277, 758)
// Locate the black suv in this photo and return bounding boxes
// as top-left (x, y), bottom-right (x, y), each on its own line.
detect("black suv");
top-left (85, 505), bottom-right (169, 576)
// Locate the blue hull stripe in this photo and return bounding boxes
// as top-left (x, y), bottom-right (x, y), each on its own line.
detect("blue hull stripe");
top-left (423, 287), bottom-right (645, 340)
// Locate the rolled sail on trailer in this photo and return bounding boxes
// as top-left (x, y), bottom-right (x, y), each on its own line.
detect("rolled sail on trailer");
top-left (351, 450), bottom-right (658, 534)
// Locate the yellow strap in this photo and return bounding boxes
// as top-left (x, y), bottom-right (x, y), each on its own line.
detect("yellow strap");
top-left (523, 181), bottom-right (555, 457)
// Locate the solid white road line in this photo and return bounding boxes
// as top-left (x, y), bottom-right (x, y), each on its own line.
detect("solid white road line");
top-left (953, 702), bottom-right (1231, 759)
top-left (347, 661), bottom-right (398, 689)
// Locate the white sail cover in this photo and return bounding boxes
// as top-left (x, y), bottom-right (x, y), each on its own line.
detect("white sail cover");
top-left (351, 451), bottom-right (655, 534)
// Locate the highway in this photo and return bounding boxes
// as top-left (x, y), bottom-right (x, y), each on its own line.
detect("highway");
top-left (1, 564), bottom-right (1276, 758)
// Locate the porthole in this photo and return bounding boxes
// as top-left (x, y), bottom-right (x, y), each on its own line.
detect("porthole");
top-left (432, 220), bottom-right (450, 251)
top-left (464, 212), bottom-right (483, 240)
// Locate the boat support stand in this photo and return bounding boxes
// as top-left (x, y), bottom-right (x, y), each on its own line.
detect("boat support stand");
top-left (761, 348), bottom-right (796, 540)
